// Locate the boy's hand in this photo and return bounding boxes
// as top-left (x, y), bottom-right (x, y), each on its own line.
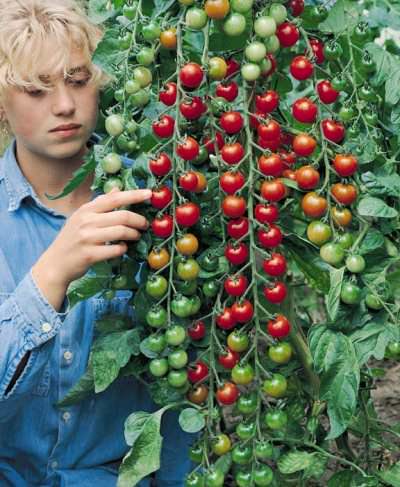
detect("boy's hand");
top-left (32, 189), bottom-right (151, 310)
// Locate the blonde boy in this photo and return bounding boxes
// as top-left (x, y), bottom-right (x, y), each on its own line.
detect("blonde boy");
top-left (0, 1), bottom-right (193, 485)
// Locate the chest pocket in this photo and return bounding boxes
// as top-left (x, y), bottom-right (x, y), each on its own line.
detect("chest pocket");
top-left (0, 292), bottom-right (51, 397)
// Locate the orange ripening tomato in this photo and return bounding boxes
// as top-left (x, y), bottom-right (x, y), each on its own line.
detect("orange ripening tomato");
top-left (301, 192), bottom-right (327, 218)
top-left (193, 172), bottom-right (207, 193)
top-left (148, 247), bottom-right (170, 269)
top-left (160, 28), bottom-right (177, 49)
top-left (205, 0), bottom-right (230, 19)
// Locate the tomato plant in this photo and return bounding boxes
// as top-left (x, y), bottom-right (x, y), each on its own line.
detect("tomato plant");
top-left (62, 2), bottom-right (400, 485)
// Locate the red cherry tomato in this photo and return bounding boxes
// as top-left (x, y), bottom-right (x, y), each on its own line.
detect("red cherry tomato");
top-left (262, 53), bottom-right (277, 77)
top-left (331, 183), bottom-right (358, 205)
top-left (288, 0), bottom-right (304, 16)
top-left (216, 382), bottom-right (239, 405)
top-left (255, 204), bottom-right (279, 224)
top-left (267, 314), bottom-right (291, 338)
top-left (226, 58), bottom-right (240, 77)
top-left (188, 361), bottom-right (209, 384)
top-left (296, 165), bottom-right (320, 190)
top-left (188, 320), bottom-right (206, 340)
top-left (221, 142), bottom-right (245, 165)
top-left (257, 225), bottom-right (283, 248)
top-left (216, 307), bottom-right (237, 330)
top-left (227, 217), bottom-right (249, 239)
top-left (218, 348), bottom-right (240, 369)
top-left (263, 253), bottom-right (287, 277)
top-left (261, 180), bottom-right (286, 202)
top-left (263, 281), bottom-right (287, 304)
top-left (321, 119), bottom-right (345, 143)
top-left (258, 153), bottom-right (284, 177)
top-left (276, 22), bottom-right (300, 47)
top-left (231, 300), bottom-right (254, 323)
top-left (317, 80), bottom-right (339, 104)
top-left (151, 186), bottom-right (173, 209)
top-left (204, 132), bottom-right (224, 154)
top-left (292, 133), bottom-right (317, 157)
top-left (179, 171), bottom-right (199, 191)
top-left (152, 115), bottom-right (175, 138)
top-left (176, 202), bottom-right (201, 227)
top-left (255, 90), bottom-right (280, 113)
top-left (224, 275), bottom-right (248, 296)
top-left (292, 97), bottom-right (318, 124)
top-left (220, 171), bottom-right (245, 194)
top-left (257, 136), bottom-right (281, 151)
top-left (159, 82), bottom-right (177, 106)
top-left (180, 62), bottom-right (204, 88)
top-left (149, 152), bottom-right (172, 177)
top-left (309, 38), bottom-right (325, 64)
top-left (222, 195), bottom-right (247, 219)
top-left (216, 81), bottom-right (239, 101)
top-left (151, 214), bottom-right (173, 238)
top-left (290, 55), bottom-right (314, 80)
top-left (220, 111), bottom-right (244, 134)
top-left (333, 154), bottom-right (358, 177)
top-left (279, 149), bottom-right (297, 166)
top-left (225, 242), bottom-right (249, 265)
top-left (176, 136), bottom-right (200, 160)
top-left (180, 97), bottom-right (206, 120)
top-left (257, 119), bottom-right (281, 141)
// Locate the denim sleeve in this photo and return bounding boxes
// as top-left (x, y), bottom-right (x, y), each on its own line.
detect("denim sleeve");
top-left (0, 270), bottom-right (68, 419)
top-left (155, 408), bottom-right (197, 486)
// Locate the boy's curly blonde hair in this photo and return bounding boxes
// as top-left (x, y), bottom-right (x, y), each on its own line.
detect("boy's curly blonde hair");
top-left (0, 0), bottom-right (111, 141)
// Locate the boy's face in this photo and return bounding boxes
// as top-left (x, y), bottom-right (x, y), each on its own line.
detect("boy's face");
top-left (1, 46), bottom-right (100, 161)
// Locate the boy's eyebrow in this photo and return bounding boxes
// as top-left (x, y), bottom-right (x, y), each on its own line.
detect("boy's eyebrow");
top-left (38, 65), bottom-right (90, 82)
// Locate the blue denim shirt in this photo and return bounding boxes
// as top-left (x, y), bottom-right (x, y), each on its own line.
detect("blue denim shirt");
top-left (0, 139), bottom-right (194, 487)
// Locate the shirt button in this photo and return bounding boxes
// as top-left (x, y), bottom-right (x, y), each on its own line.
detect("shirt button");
top-left (41, 322), bottom-right (52, 333)
top-left (62, 411), bottom-right (71, 422)
top-left (50, 461), bottom-right (58, 469)
top-left (63, 350), bottom-right (73, 361)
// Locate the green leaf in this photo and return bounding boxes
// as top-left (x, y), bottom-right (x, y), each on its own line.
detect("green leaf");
top-left (148, 378), bottom-right (186, 407)
top-left (278, 450), bottom-right (316, 474)
top-left (328, 470), bottom-right (379, 487)
top-left (351, 321), bottom-right (400, 365)
top-left (124, 411), bottom-right (156, 446)
top-left (178, 408), bottom-right (205, 433)
top-left (377, 462), bottom-right (400, 487)
top-left (357, 197), bottom-right (398, 219)
top-left (88, 0), bottom-right (116, 24)
top-left (361, 171), bottom-right (400, 198)
top-left (199, 256), bottom-right (229, 278)
top-left (359, 228), bottom-right (385, 254)
top-left (133, 286), bottom-right (153, 325)
top-left (319, 0), bottom-right (359, 34)
top-left (309, 325), bottom-right (360, 439)
top-left (214, 453), bottom-right (232, 475)
top-left (45, 151), bottom-right (97, 201)
top-left (95, 313), bottom-right (133, 334)
top-left (91, 329), bottom-right (141, 393)
top-left (118, 409), bottom-right (164, 487)
top-left (366, 42), bottom-right (400, 87)
top-left (93, 28), bottom-right (127, 76)
top-left (66, 272), bottom-right (109, 309)
top-left (326, 267), bottom-right (345, 321)
top-left (303, 453), bottom-right (328, 480)
top-left (386, 68), bottom-right (400, 105)
top-left (287, 244), bottom-right (330, 294)
top-left (152, 0), bottom-right (175, 17)
top-left (56, 365), bottom-right (95, 407)
top-left (209, 12), bottom-right (252, 52)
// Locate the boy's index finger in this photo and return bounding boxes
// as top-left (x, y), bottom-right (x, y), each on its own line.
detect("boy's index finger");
top-left (92, 189), bottom-right (152, 213)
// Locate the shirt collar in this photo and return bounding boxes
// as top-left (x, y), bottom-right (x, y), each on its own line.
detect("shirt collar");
top-left (0, 134), bottom-right (102, 213)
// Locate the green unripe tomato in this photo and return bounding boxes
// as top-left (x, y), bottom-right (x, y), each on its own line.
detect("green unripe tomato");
top-left (168, 349), bottom-right (188, 369)
top-left (307, 221), bottom-right (332, 246)
top-left (269, 3), bottom-right (287, 24)
top-left (204, 468), bottom-right (224, 487)
top-left (122, 4), bottom-right (137, 20)
top-left (203, 281), bottom-right (219, 298)
top-left (211, 433), bottom-right (231, 456)
top-left (112, 274), bottom-right (128, 289)
top-left (341, 282), bottom-right (362, 305)
top-left (265, 34), bottom-right (280, 53)
top-left (235, 472), bottom-right (253, 487)
top-left (142, 22), bottom-right (161, 41)
top-left (339, 104), bottom-right (356, 122)
top-left (365, 293), bottom-right (383, 310)
top-left (241, 63), bottom-right (261, 81)
top-left (223, 13), bottom-right (247, 36)
top-left (185, 7), bottom-right (208, 29)
top-left (103, 289), bottom-right (115, 300)
top-left (103, 177), bottom-right (123, 193)
top-left (178, 0), bottom-right (195, 4)
top-left (147, 334), bottom-right (167, 353)
top-left (125, 79), bottom-right (141, 94)
top-left (320, 242), bottom-right (345, 266)
top-left (231, 0), bottom-right (254, 13)
top-left (149, 358), bottom-right (168, 377)
top-left (236, 420), bottom-right (256, 440)
top-left (268, 342), bottom-right (293, 364)
top-left (232, 444), bottom-right (252, 465)
top-left (101, 153), bottom-right (122, 174)
top-left (105, 114), bottom-right (124, 137)
top-left (254, 465), bottom-right (274, 486)
top-left (129, 89), bottom-right (150, 107)
top-left (260, 57), bottom-right (272, 75)
top-left (133, 67), bottom-right (152, 87)
top-left (237, 392), bottom-right (257, 415)
top-left (386, 342), bottom-right (400, 359)
top-left (254, 16), bottom-right (276, 37)
top-left (125, 120), bottom-right (138, 134)
top-left (177, 259), bottom-right (200, 281)
top-left (119, 32), bottom-right (132, 49)
top-left (146, 275), bottom-right (168, 299)
top-left (263, 373), bottom-right (287, 398)
top-left (136, 47), bottom-right (155, 66)
top-left (346, 255), bottom-right (366, 273)
top-left (255, 441), bottom-right (274, 460)
top-left (165, 325), bottom-right (186, 346)
top-left (114, 88), bottom-right (124, 102)
top-left (167, 369), bottom-right (188, 388)
top-left (245, 41), bottom-right (267, 63)
top-left (264, 409), bottom-right (288, 430)
top-left (146, 306), bottom-right (168, 328)
top-left (337, 233), bottom-right (354, 249)
top-left (185, 472), bottom-right (204, 487)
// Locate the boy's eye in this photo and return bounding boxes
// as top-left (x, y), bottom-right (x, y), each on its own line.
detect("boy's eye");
top-left (25, 89), bottom-right (44, 97)
top-left (69, 77), bottom-right (91, 86)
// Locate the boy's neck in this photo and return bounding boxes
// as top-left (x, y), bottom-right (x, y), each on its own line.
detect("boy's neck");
top-left (15, 140), bottom-right (94, 217)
